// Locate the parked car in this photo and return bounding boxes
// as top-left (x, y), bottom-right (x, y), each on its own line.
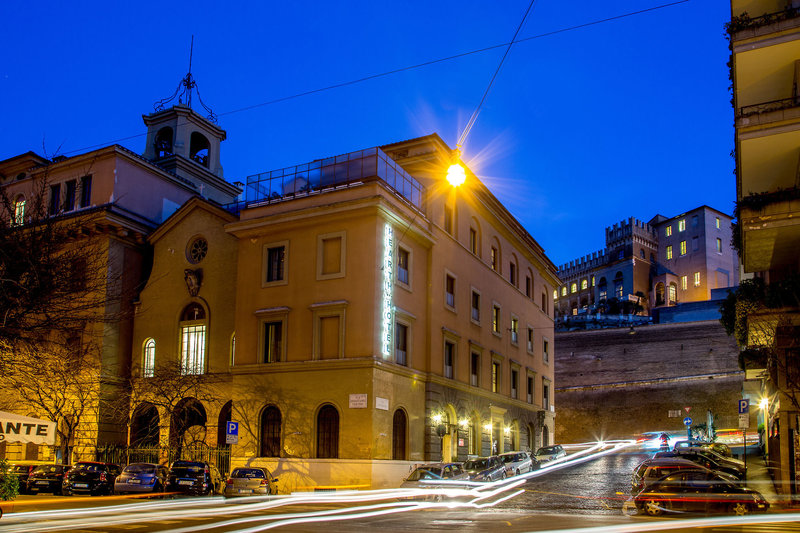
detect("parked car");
top-left (655, 448), bottom-right (745, 479)
top-left (63, 461), bottom-right (121, 496)
top-left (499, 451), bottom-right (538, 476)
top-left (26, 464), bottom-right (72, 495)
top-left (166, 460), bottom-right (224, 496)
top-left (114, 463), bottom-right (168, 495)
top-left (634, 469), bottom-right (769, 516)
top-left (463, 456), bottom-right (506, 482)
top-left (400, 463), bottom-right (468, 489)
top-left (673, 440), bottom-right (733, 458)
top-left (535, 445), bottom-right (566, 463)
top-left (224, 467), bottom-right (279, 497)
top-left (631, 457), bottom-right (737, 495)
top-left (8, 461), bottom-right (50, 494)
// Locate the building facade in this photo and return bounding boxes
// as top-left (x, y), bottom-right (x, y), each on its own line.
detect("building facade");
top-left (554, 206), bottom-right (738, 325)
top-left (129, 134), bottom-right (560, 489)
top-left (729, 0), bottom-right (800, 496)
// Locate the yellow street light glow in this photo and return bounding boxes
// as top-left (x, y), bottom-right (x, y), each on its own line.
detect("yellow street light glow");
top-left (446, 163), bottom-right (466, 187)
top-left (760, 398), bottom-right (769, 410)
top-left (432, 413), bottom-right (443, 425)
top-left (459, 418), bottom-right (469, 429)
top-left (484, 423), bottom-right (493, 432)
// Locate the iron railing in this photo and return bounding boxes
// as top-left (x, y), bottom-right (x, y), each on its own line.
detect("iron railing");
top-left (225, 147), bottom-right (425, 214)
top-left (727, 7), bottom-right (800, 35)
top-left (738, 96), bottom-right (800, 118)
top-left (95, 444), bottom-right (231, 474)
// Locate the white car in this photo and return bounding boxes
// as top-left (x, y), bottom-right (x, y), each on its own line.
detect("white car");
top-left (535, 444), bottom-right (566, 462)
top-left (499, 451), bottom-right (538, 475)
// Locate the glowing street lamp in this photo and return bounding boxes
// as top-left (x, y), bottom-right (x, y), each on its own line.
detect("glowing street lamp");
top-left (446, 147), bottom-right (466, 187)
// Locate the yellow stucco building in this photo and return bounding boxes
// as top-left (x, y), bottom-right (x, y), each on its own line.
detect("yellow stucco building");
top-left (131, 132), bottom-right (559, 489)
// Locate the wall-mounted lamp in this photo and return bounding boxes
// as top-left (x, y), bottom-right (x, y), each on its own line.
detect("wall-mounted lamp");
top-left (432, 413), bottom-right (443, 425)
top-left (459, 418), bottom-right (469, 429)
top-left (484, 423), bottom-right (493, 433)
top-left (503, 426), bottom-right (511, 435)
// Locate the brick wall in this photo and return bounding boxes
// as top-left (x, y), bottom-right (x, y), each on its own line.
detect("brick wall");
top-left (554, 321), bottom-right (743, 443)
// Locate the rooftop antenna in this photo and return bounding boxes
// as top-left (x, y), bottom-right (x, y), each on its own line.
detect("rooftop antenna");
top-left (153, 35), bottom-right (217, 123)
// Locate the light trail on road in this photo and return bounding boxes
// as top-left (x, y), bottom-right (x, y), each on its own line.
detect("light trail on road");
top-left (0, 440), bottom-right (637, 532)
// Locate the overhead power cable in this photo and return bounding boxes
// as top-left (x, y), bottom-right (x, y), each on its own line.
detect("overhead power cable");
top-left (60, 0), bottom-right (690, 157)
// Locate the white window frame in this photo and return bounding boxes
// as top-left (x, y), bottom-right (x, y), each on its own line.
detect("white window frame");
top-left (142, 338), bottom-right (155, 378)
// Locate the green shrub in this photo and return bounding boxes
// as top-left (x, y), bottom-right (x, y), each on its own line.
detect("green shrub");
top-left (0, 458), bottom-right (20, 501)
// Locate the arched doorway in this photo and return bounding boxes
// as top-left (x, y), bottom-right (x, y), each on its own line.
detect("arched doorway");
top-left (440, 405), bottom-right (458, 462)
top-left (261, 406), bottom-right (282, 457)
top-left (217, 401), bottom-right (232, 449)
top-left (392, 409), bottom-right (407, 460)
top-left (317, 404), bottom-right (339, 458)
top-left (171, 398), bottom-right (207, 447)
top-left (131, 403), bottom-right (160, 446)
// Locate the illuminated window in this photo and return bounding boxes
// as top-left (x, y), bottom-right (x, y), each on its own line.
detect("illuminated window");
top-left (570, 282), bottom-right (577, 294)
top-left (561, 287), bottom-right (567, 297)
top-left (666, 246), bottom-right (673, 260)
top-left (510, 317), bottom-right (519, 345)
top-left (666, 225), bottom-right (672, 237)
top-left (397, 247), bottom-right (409, 285)
top-left (668, 283), bottom-right (677, 304)
top-left (715, 217), bottom-right (720, 229)
top-left (681, 276), bottom-right (687, 291)
top-left (716, 238), bottom-right (722, 253)
top-left (180, 304), bottom-right (206, 375)
top-left (492, 305), bottom-right (501, 334)
top-left (694, 272), bottom-right (701, 287)
top-left (471, 291), bottom-right (480, 322)
top-left (553, 290), bottom-right (558, 300)
top-left (678, 219), bottom-right (686, 232)
top-left (679, 241), bottom-right (686, 256)
top-left (445, 274), bottom-right (455, 308)
top-left (581, 279), bottom-right (588, 290)
top-left (591, 275), bottom-right (595, 287)
top-left (142, 339), bottom-right (155, 378)
top-left (444, 341), bottom-right (455, 379)
top-left (12, 197), bottom-right (25, 225)
top-left (492, 362), bottom-right (500, 393)
top-left (491, 247), bottom-right (498, 271)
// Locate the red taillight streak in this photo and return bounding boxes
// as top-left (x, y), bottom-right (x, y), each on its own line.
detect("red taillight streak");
top-left (226, 479), bottom-right (233, 485)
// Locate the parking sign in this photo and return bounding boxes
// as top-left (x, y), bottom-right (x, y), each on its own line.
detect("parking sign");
top-left (738, 399), bottom-right (749, 414)
top-left (226, 421), bottom-right (239, 445)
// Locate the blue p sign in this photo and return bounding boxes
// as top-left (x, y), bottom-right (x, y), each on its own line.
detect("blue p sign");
top-left (738, 399), bottom-right (749, 414)
top-left (227, 421), bottom-right (238, 435)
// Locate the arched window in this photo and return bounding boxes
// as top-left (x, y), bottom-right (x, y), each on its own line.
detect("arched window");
top-left (13, 196), bottom-right (25, 225)
top-left (170, 398), bottom-right (207, 447)
top-left (131, 403), bottom-right (159, 446)
top-left (180, 303), bottom-right (207, 375)
top-left (217, 400), bottom-right (232, 449)
top-left (317, 404), bottom-right (339, 458)
top-left (142, 338), bottom-right (155, 378)
top-left (260, 406), bottom-right (282, 457)
top-left (668, 283), bottom-right (678, 305)
top-left (190, 132), bottom-right (210, 167)
top-left (392, 409), bottom-right (407, 460)
top-left (655, 282), bottom-right (665, 306)
top-left (154, 127), bottom-right (173, 159)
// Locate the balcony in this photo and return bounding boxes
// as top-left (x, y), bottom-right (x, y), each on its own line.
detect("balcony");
top-left (225, 147), bottom-right (426, 214)
top-left (737, 96), bottom-right (800, 125)
top-left (728, 6), bottom-right (800, 41)
top-left (738, 189), bottom-right (800, 272)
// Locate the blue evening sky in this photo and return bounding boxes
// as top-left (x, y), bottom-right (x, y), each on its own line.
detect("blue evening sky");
top-left (0, 0), bottom-right (731, 267)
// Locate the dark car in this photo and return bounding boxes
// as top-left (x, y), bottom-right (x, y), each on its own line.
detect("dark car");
top-left (631, 457), bottom-right (738, 495)
top-left (166, 460), bottom-right (223, 495)
top-left (115, 463), bottom-right (168, 494)
top-left (26, 464), bottom-right (72, 495)
top-left (634, 470), bottom-right (769, 516)
top-left (463, 456), bottom-right (506, 482)
top-left (63, 461), bottom-right (121, 496)
top-left (654, 448), bottom-right (745, 479)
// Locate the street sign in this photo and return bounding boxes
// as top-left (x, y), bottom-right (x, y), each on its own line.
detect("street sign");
top-left (739, 413), bottom-right (750, 429)
top-left (683, 417), bottom-right (693, 426)
top-left (225, 421), bottom-right (239, 445)
top-left (738, 399), bottom-right (750, 414)
top-left (684, 407), bottom-right (692, 414)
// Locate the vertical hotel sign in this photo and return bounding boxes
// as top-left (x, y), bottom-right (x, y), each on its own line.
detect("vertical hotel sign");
top-left (381, 223), bottom-right (394, 357)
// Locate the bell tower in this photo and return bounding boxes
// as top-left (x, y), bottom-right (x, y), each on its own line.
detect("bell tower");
top-left (142, 41), bottom-right (238, 205)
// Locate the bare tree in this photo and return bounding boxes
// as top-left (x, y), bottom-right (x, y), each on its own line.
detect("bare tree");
top-left (0, 338), bottom-right (100, 464)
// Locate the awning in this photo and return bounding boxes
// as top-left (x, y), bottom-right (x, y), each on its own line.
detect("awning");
top-left (0, 411), bottom-right (56, 445)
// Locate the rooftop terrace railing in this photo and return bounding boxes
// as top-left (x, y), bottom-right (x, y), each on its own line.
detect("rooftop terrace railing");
top-left (225, 147), bottom-right (425, 214)
top-left (738, 95), bottom-right (800, 118)
top-left (726, 6), bottom-right (800, 35)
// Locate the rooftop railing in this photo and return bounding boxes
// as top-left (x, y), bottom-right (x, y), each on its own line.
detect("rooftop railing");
top-left (225, 147), bottom-right (425, 214)
top-left (738, 96), bottom-right (800, 118)
top-left (727, 6), bottom-right (800, 35)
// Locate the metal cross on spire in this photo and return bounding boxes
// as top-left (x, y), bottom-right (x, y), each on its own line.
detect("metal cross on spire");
top-left (153, 35), bottom-right (218, 123)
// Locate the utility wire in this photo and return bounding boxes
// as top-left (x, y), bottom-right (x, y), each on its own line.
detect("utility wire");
top-left (457, 0), bottom-right (537, 149)
top-left (61, 0), bottom-right (689, 157)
